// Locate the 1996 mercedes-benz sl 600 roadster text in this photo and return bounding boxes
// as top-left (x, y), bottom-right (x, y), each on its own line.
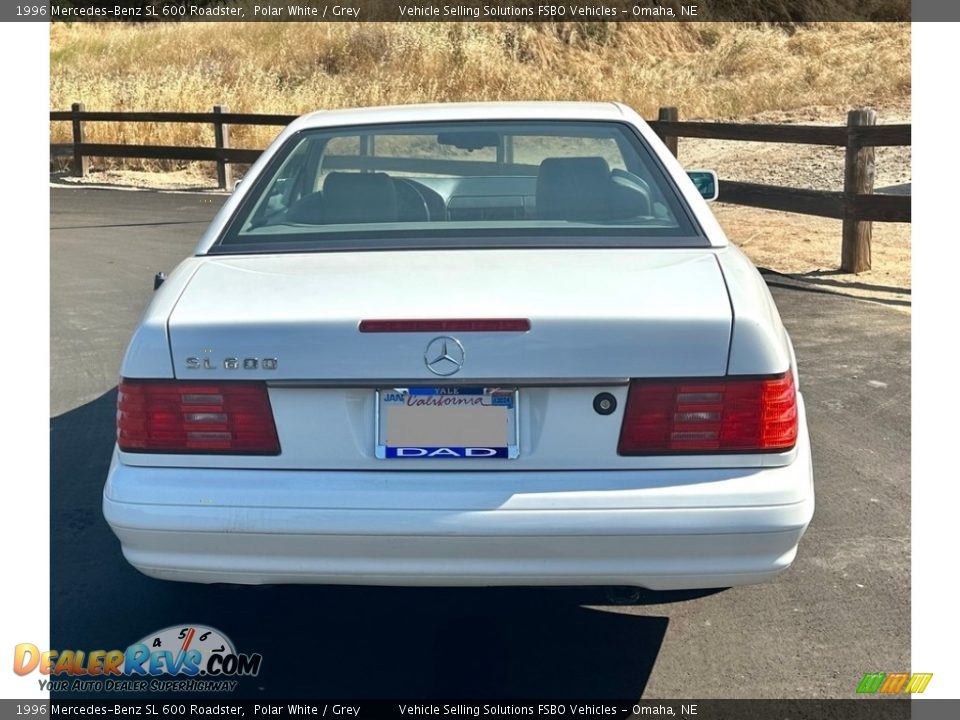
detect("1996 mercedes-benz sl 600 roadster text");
top-left (104, 102), bottom-right (814, 589)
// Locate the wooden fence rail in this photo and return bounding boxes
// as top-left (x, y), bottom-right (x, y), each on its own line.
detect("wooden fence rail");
top-left (50, 104), bottom-right (911, 273)
top-left (650, 106), bottom-right (910, 273)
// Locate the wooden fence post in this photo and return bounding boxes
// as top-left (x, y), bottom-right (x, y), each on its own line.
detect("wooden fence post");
top-left (213, 105), bottom-right (232, 190)
top-left (657, 106), bottom-right (679, 158)
top-left (71, 102), bottom-right (88, 177)
top-left (841, 108), bottom-right (877, 273)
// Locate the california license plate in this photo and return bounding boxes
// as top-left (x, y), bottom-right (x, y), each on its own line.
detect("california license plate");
top-left (376, 387), bottom-right (519, 459)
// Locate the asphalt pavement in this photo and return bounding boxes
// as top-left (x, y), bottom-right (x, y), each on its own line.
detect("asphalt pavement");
top-left (50, 186), bottom-right (910, 700)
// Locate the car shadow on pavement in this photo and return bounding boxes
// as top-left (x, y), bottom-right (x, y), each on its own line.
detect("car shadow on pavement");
top-left (780, 268), bottom-right (911, 296)
top-left (52, 389), bottom-right (679, 700)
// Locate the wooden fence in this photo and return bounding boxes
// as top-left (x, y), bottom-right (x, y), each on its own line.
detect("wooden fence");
top-left (50, 104), bottom-right (911, 273)
top-left (652, 107), bottom-right (910, 274)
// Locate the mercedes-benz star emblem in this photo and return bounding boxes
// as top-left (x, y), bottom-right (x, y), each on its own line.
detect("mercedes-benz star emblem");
top-left (424, 336), bottom-right (465, 376)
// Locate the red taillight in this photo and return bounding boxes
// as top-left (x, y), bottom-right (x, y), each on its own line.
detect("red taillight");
top-left (117, 380), bottom-right (280, 454)
top-left (617, 372), bottom-right (798, 455)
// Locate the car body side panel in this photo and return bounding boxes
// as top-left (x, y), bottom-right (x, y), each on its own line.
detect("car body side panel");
top-left (119, 258), bottom-right (202, 379)
top-left (716, 245), bottom-right (793, 376)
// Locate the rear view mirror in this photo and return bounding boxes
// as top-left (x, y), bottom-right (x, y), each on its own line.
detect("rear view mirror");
top-left (437, 131), bottom-right (499, 151)
top-left (687, 169), bottom-right (719, 202)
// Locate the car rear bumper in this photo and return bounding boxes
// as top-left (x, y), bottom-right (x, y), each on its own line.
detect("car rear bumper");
top-left (104, 425), bottom-right (814, 590)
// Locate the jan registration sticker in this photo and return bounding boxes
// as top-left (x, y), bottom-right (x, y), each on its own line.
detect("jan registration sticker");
top-left (376, 387), bottom-right (519, 459)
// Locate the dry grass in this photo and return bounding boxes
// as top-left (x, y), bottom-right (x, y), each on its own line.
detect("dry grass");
top-left (49, 21), bottom-right (911, 291)
top-left (50, 22), bottom-right (910, 160)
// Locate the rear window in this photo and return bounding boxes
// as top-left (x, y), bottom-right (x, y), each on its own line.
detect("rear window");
top-left (213, 120), bottom-right (704, 253)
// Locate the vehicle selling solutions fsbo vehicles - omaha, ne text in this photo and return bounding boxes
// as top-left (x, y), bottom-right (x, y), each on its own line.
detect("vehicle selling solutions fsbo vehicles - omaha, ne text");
top-left (104, 102), bottom-right (814, 589)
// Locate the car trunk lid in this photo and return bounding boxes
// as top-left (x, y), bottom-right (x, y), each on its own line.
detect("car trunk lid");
top-left (166, 248), bottom-right (731, 381)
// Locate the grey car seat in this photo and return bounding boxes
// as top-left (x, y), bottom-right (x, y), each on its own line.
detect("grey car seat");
top-left (323, 172), bottom-right (399, 225)
top-left (536, 157), bottom-right (651, 221)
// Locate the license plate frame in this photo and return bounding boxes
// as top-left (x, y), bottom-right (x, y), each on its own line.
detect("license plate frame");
top-left (375, 386), bottom-right (519, 460)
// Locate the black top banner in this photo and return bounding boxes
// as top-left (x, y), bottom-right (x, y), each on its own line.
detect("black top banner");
top-left (10, 0), bottom-right (927, 23)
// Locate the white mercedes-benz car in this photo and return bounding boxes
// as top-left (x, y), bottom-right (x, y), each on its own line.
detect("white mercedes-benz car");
top-left (104, 102), bottom-right (814, 590)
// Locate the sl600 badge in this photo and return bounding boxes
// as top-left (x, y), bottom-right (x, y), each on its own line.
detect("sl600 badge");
top-left (185, 357), bottom-right (278, 370)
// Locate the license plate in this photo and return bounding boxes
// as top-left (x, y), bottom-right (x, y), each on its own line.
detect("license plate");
top-left (376, 387), bottom-right (519, 459)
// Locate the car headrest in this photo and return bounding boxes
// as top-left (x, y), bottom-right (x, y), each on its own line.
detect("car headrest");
top-left (322, 172), bottom-right (398, 225)
top-left (286, 191), bottom-right (324, 224)
top-left (536, 157), bottom-right (613, 221)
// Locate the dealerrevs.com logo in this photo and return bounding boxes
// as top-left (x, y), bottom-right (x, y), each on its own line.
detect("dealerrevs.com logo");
top-left (14, 625), bottom-right (262, 693)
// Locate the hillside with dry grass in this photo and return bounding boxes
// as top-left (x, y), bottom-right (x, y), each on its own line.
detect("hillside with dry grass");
top-left (51, 22), bottom-right (909, 152)
top-left (49, 22), bottom-right (911, 296)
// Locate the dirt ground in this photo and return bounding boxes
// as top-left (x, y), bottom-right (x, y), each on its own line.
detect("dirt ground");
top-left (49, 105), bottom-right (911, 310)
top-left (710, 205), bottom-right (909, 307)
